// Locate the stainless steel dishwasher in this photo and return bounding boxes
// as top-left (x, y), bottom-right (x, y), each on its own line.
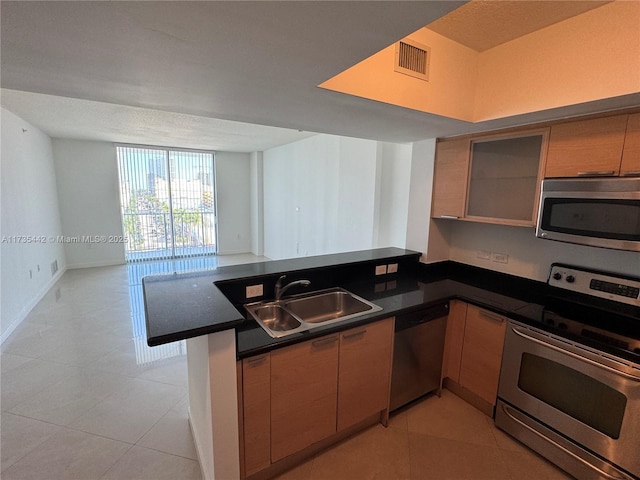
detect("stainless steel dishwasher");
top-left (390, 302), bottom-right (449, 411)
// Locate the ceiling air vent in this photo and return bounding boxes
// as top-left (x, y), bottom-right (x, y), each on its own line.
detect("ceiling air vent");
top-left (394, 39), bottom-right (430, 81)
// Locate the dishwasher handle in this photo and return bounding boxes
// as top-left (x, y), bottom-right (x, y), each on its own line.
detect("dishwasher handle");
top-left (394, 302), bottom-right (449, 332)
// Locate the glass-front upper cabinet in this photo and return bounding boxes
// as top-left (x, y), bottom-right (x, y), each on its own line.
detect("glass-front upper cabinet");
top-left (465, 128), bottom-right (549, 226)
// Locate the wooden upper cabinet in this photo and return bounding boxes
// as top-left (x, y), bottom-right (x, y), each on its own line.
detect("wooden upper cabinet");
top-left (432, 138), bottom-right (470, 219)
top-left (337, 318), bottom-right (393, 432)
top-left (545, 115), bottom-right (628, 178)
top-left (621, 113), bottom-right (640, 176)
top-left (465, 129), bottom-right (548, 226)
top-left (270, 335), bottom-right (339, 463)
top-left (242, 354), bottom-right (271, 476)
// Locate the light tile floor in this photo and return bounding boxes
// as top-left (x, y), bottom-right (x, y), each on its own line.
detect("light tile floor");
top-left (275, 391), bottom-right (573, 480)
top-left (1, 254), bottom-right (573, 480)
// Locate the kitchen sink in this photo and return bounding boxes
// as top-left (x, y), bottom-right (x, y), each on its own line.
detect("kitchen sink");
top-left (244, 287), bottom-right (381, 338)
top-left (251, 304), bottom-right (302, 332)
top-left (284, 289), bottom-right (374, 324)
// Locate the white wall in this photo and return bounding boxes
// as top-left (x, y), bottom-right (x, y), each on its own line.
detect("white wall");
top-left (187, 330), bottom-right (240, 480)
top-left (448, 221), bottom-right (640, 282)
top-left (1, 108), bottom-right (66, 341)
top-left (262, 134), bottom-right (412, 260)
top-left (249, 151), bottom-right (264, 256)
top-left (51, 142), bottom-right (252, 264)
top-left (215, 152), bottom-right (252, 255)
top-left (373, 142), bottom-right (412, 249)
top-left (262, 134), bottom-right (415, 260)
top-left (335, 137), bottom-right (378, 253)
top-left (52, 140), bottom-right (125, 268)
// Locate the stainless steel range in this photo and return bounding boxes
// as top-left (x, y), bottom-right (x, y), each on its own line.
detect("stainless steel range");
top-left (496, 263), bottom-right (640, 480)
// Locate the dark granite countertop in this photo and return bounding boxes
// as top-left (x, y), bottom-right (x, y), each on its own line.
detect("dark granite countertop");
top-left (143, 247), bottom-right (421, 346)
top-left (143, 245), bottom-right (554, 360)
top-left (235, 270), bottom-right (546, 358)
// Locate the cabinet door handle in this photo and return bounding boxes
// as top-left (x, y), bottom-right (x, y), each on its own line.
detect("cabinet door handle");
top-left (247, 355), bottom-right (267, 366)
top-left (479, 309), bottom-right (505, 323)
top-left (312, 335), bottom-right (338, 347)
top-left (342, 329), bottom-right (367, 340)
top-left (621, 171), bottom-right (640, 177)
top-left (577, 170), bottom-right (615, 177)
top-left (439, 215), bottom-right (459, 219)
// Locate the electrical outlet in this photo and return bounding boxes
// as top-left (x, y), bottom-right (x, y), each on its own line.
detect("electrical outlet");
top-left (476, 250), bottom-right (491, 260)
top-left (246, 284), bottom-right (264, 298)
top-left (387, 263), bottom-right (398, 274)
top-left (492, 252), bottom-right (509, 264)
top-left (375, 264), bottom-right (387, 275)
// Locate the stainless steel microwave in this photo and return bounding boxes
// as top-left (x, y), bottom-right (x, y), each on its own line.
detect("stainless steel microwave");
top-left (536, 177), bottom-right (640, 252)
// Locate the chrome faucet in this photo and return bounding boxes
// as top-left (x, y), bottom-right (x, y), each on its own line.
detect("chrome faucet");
top-left (274, 274), bottom-right (311, 301)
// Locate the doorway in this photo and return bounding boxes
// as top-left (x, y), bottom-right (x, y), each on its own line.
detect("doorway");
top-left (116, 145), bottom-right (217, 262)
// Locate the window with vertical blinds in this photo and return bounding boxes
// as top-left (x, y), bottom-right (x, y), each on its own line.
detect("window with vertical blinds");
top-left (116, 145), bottom-right (217, 262)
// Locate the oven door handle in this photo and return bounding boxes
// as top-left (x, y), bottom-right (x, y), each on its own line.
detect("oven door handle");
top-left (501, 403), bottom-right (633, 480)
top-left (511, 326), bottom-right (640, 382)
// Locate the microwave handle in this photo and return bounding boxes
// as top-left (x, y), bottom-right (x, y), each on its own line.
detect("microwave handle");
top-left (577, 170), bottom-right (616, 177)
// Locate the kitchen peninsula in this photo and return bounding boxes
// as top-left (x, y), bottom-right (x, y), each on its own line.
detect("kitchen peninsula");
top-left (143, 247), bottom-right (551, 480)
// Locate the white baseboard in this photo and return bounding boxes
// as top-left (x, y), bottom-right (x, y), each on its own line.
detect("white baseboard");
top-left (216, 248), bottom-right (252, 255)
top-left (66, 259), bottom-right (126, 269)
top-left (1, 266), bottom-right (67, 345)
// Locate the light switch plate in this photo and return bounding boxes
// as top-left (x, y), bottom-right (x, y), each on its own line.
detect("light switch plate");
top-left (246, 284), bottom-right (264, 298)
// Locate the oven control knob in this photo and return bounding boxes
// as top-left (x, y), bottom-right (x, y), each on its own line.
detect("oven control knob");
top-left (545, 318), bottom-right (555, 326)
top-left (565, 275), bottom-right (575, 283)
top-left (553, 272), bottom-right (562, 280)
top-left (558, 322), bottom-right (568, 330)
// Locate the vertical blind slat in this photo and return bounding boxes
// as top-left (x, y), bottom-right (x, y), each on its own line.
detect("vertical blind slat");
top-left (116, 146), bottom-right (216, 262)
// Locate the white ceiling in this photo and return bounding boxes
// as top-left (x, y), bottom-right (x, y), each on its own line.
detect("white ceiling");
top-left (1, 1), bottom-right (638, 151)
top-left (0, 89), bottom-right (316, 152)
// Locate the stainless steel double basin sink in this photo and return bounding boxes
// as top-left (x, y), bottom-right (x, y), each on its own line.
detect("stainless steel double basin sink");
top-left (244, 287), bottom-right (382, 338)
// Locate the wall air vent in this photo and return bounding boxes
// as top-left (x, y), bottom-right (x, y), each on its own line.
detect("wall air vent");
top-left (394, 39), bottom-right (430, 81)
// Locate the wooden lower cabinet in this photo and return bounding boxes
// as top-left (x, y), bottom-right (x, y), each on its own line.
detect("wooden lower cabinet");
top-left (337, 318), bottom-right (394, 432)
top-left (459, 304), bottom-right (507, 406)
top-left (442, 300), bottom-right (467, 382)
top-left (270, 334), bottom-right (339, 462)
top-left (241, 354), bottom-right (271, 476)
top-left (241, 318), bottom-right (394, 477)
top-left (442, 301), bottom-right (507, 410)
